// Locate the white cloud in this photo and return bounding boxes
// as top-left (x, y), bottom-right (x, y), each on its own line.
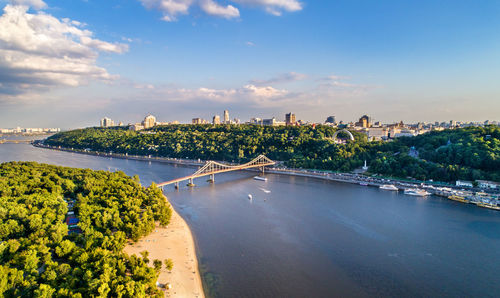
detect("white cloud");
top-left (245, 41), bottom-right (255, 46)
top-left (139, 0), bottom-right (193, 22)
top-left (9, 0), bottom-right (47, 10)
top-left (138, 0), bottom-right (302, 21)
top-left (232, 0), bottom-right (302, 15)
top-left (200, 0), bottom-right (239, 19)
top-left (0, 5), bottom-right (128, 99)
top-left (250, 72), bottom-right (307, 85)
top-left (242, 84), bottom-right (287, 98)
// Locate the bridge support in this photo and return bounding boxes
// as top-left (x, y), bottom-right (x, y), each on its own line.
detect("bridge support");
top-left (260, 166), bottom-right (265, 174)
top-left (187, 178), bottom-right (195, 187)
top-left (174, 182), bottom-right (179, 189)
top-left (209, 174), bottom-right (215, 183)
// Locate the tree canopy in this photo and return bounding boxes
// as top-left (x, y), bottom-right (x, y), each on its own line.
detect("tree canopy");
top-left (45, 124), bottom-right (500, 182)
top-left (0, 162), bottom-right (171, 297)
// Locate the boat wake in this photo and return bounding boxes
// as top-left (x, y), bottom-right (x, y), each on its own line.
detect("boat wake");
top-left (259, 188), bottom-right (271, 193)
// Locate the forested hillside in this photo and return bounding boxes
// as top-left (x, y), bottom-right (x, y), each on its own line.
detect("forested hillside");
top-left (44, 125), bottom-right (500, 182)
top-left (0, 162), bottom-right (171, 297)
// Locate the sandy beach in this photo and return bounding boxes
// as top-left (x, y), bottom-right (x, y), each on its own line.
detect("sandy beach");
top-left (124, 196), bottom-right (204, 298)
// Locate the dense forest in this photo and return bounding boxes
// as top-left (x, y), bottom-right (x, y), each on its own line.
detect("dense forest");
top-left (44, 125), bottom-right (500, 182)
top-left (0, 162), bottom-right (171, 297)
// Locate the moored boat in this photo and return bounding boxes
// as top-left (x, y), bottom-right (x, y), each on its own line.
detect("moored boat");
top-left (253, 176), bottom-right (267, 181)
top-left (379, 184), bottom-right (398, 191)
top-left (477, 202), bottom-right (500, 211)
top-left (404, 188), bottom-right (430, 196)
top-left (448, 195), bottom-right (469, 204)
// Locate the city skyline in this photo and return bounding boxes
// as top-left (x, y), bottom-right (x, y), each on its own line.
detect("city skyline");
top-left (1, 0), bottom-right (500, 128)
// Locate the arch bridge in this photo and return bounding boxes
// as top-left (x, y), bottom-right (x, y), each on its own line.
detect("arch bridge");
top-left (331, 129), bottom-right (355, 141)
top-left (157, 155), bottom-right (275, 189)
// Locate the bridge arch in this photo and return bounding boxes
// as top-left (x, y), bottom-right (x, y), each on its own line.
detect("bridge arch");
top-left (332, 129), bottom-right (355, 141)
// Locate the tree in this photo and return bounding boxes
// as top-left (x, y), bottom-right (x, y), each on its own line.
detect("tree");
top-left (164, 258), bottom-right (174, 272)
top-left (153, 259), bottom-right (162, 272)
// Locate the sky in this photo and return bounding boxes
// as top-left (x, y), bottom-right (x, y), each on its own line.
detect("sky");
top-left (0, 0), bottom-right (499, 129)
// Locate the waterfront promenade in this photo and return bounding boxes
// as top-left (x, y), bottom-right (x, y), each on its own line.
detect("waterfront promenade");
top-left (33, 143), bottom-right (499, 198)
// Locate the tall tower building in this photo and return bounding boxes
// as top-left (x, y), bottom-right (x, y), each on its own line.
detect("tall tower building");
top-left (100, 117), bottom-right (114, 127)
top-left (223, 110), bottom-right (229, 124)
top-left (142, 114), bottom-right (156, 129)
top-left (356, 115), bottom-right (371, 128)
top-left (213, 115), bottom-right (221, 125)
top-left (285, 112), bottom-right (296, 126)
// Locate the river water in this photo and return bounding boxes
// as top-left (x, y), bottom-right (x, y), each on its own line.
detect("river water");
top-left (1, 141), bottom-right (500, 297)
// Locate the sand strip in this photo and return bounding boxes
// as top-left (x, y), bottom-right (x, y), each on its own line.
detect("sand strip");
top-left (124, 196), bottom-right (204, 298)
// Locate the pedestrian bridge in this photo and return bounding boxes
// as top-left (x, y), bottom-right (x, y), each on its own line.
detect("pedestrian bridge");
top-left (157, 155), bottom-right (275, 188)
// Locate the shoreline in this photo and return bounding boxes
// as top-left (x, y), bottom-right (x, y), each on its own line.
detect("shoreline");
top-left (124, 195), bottom-right (204, 298)
top-left (33, 144), bottom-right (500, 201)
top-left (32, 143), bottom-right (500, 196)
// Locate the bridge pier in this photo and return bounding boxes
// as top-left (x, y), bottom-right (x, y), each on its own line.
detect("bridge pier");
top-left (174, 182), bottom-right (179, 189)
top-left (187, 178), bottom-right (195, 187)
top-left (209, 174), bottom-right (215, 183)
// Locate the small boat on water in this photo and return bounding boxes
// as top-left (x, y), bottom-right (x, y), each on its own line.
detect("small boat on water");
top-left (248, 194), bottom-right (253, 200)
top-left (477, 202), bottom-right (500, 211)
top-left (359, 182), bottom-right (369, 186)
top-left (404, 188), bottom-right (431, 196)
top-left (259, 188), bottom-right (271, 193)
top-left (253, 176), bottom-right (267, 181)
top-left (448, 195), bottom-right (469, 204)
top-left (379, 184), bottom-right (398, 191)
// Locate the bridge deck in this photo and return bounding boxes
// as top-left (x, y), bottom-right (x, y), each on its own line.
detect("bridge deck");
top-left (157, 161), bottom-right (275, 187)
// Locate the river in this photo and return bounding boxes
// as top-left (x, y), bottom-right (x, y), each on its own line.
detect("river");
top-left (1, 141), bottom-right (499, 297)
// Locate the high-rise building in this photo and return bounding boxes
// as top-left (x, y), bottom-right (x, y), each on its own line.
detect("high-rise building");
top-left (285, 112), bottom-right (296, 126)
top-left (325, 116), bottom-right (336, 124)
top-left (223, 110), bottom-right (229, 124)
top-left (100, 117), bottom-right (114, 127)
top-left (213, 115), bottom-right (221, 124)
top-left (355, 115), bottom-right (371, 128)
top-left (142, 114), bottom-right (156, 129)
top-left (192, 118), bottom-right (203, 124)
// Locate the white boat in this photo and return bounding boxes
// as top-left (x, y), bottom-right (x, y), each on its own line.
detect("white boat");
top-left (379, 184), bottom-right (398, 191)
top-left (404, 188), bottom-right (431, 196)
top-left (259, 188), bottom-right (271, 193)
top-left (253, 176), bottom-right (267, 181)
top-left (248, 194), bottom-right (253, 200)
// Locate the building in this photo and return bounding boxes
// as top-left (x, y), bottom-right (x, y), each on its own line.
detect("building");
top-left (325, 116), bottom-right (336, 124)
top-left (142, 114), bottom-right (156, 129)
top-left (129, 123), bottom-right (144, 131)
top-left (365, 127), bottom-right (388, 141)
top-left (223, 110), bottom-right (230, 124)
top-left (262, 117), bottom-right (286, 126)
top-left (213, 115), bottom-right (221, 124)
top-left (249, 118), bottom-right (262, 125)
top-left (476, 180), bottom-right (499, 189)
top-left (285, 112), bottom-right (296, 126)
top-left (192, 118), bottom-right (203, 124)
top-left (456, 180), bottom-right (473, 188)
top-left (100, 117), bottom-right (114, 127)
top-left (355, 115), bottom-right (371, 128)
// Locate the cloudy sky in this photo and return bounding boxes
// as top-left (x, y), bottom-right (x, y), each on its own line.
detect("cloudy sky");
top-left (0, 0), bottom-right (499, 128)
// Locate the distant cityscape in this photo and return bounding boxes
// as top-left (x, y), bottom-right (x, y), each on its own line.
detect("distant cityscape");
top-left (100, 111), bottom-right (499, 142)
top-left (0, 127), bottom-right (60, 134)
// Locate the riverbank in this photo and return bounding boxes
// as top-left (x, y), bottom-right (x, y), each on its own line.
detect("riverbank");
top-left (33, 143), bottom-right (499, 197)
top-left (124, 195), bottom-right (204, 298)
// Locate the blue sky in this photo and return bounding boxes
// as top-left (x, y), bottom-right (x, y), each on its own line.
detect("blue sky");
top-left (0, 0), bottom-right (499, 128)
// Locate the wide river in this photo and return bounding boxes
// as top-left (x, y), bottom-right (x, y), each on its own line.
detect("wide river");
top-left (1, 140), bottom-right (500, 297)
